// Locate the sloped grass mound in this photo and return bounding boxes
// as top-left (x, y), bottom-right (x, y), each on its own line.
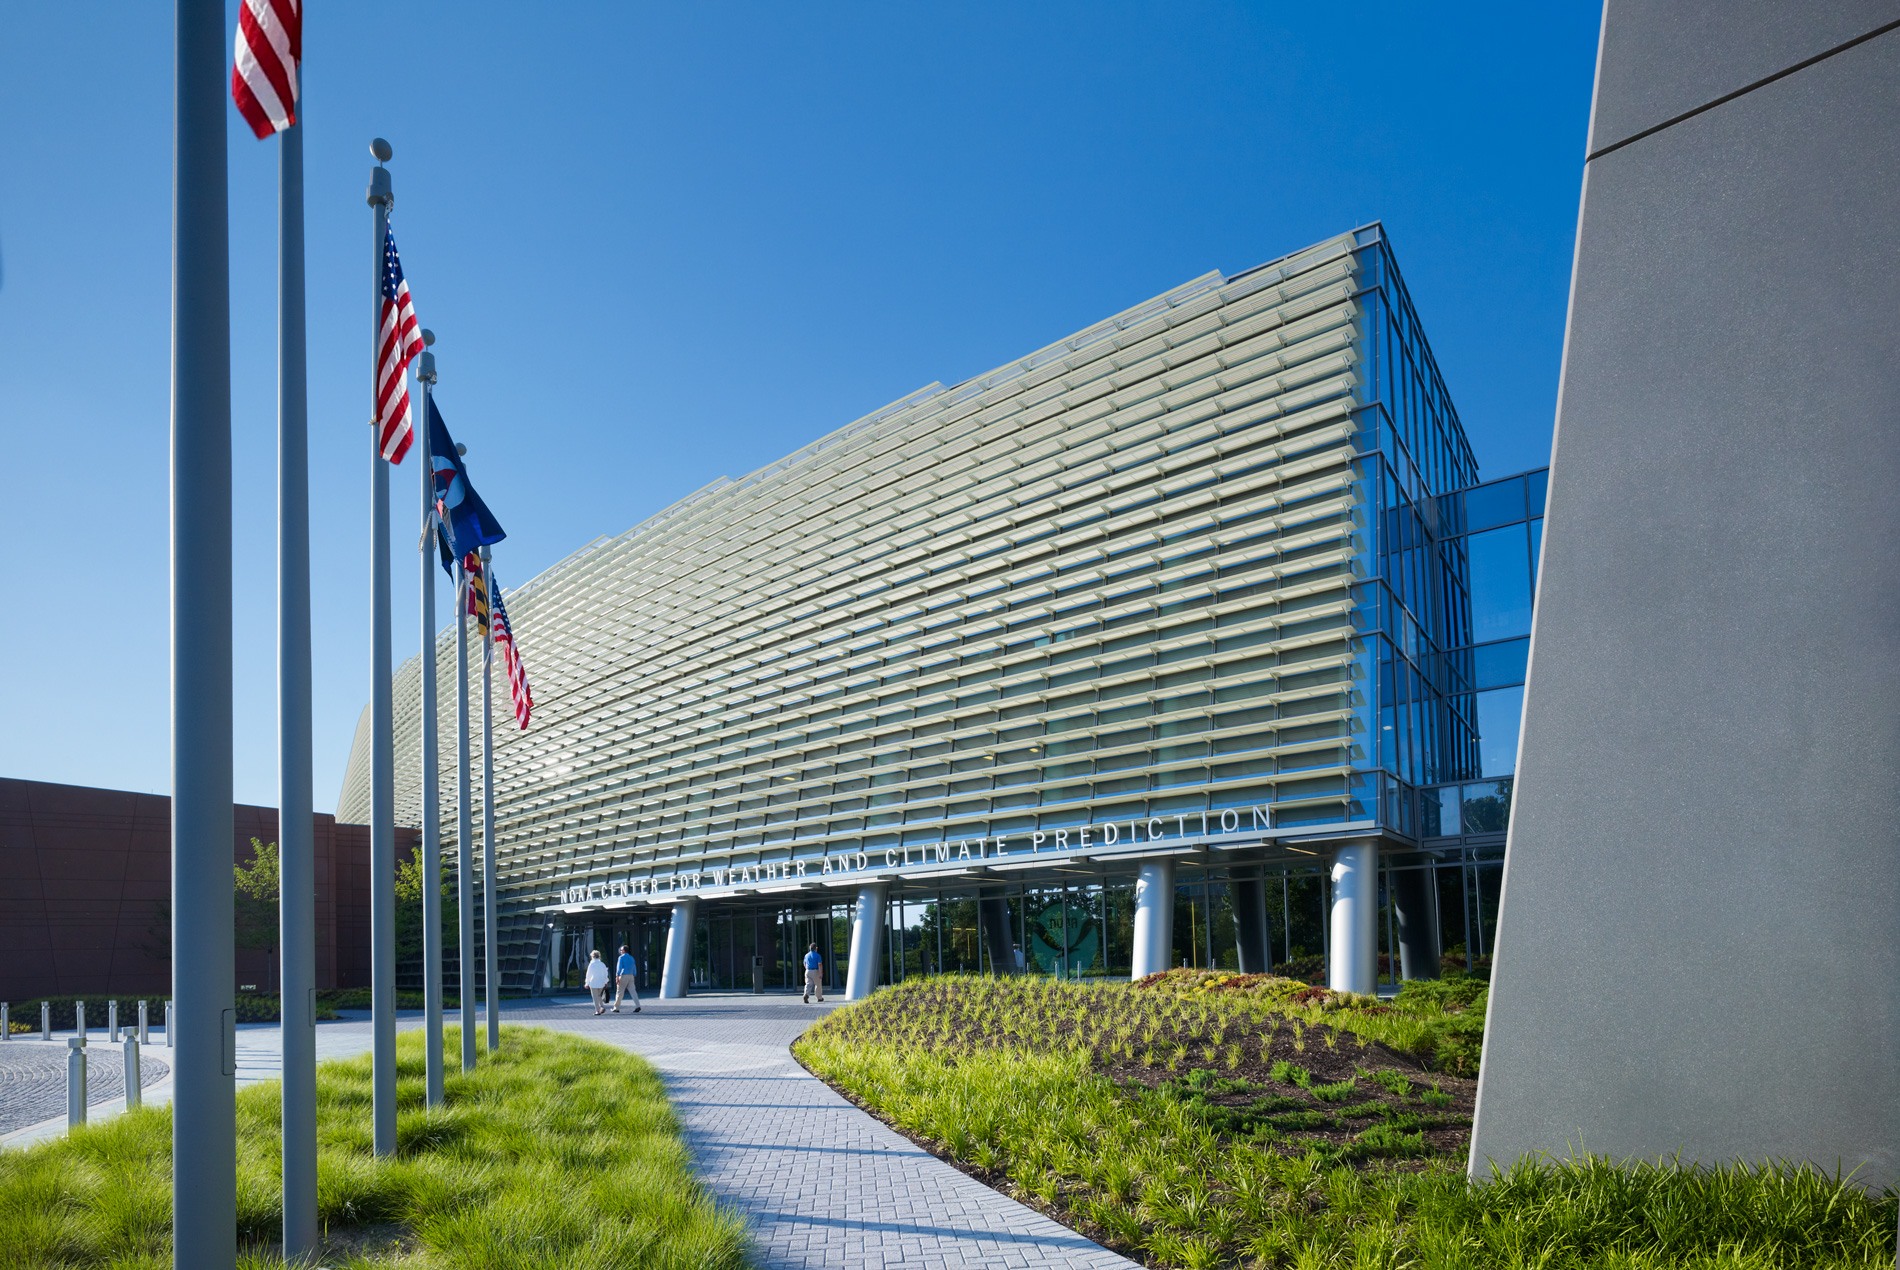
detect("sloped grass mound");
top-left (796, 977), bottom-right (1895, 1269)
top-left (0, 1026), bottom-right (747, 1269)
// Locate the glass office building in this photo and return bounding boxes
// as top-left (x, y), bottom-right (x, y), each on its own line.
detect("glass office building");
top-left (340, 225), bottom-right (1541, 997)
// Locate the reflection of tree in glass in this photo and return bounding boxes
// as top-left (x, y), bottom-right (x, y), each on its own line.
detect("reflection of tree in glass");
top-left (1027, 900), bottom-right (1099, 976)
top-left (1462, 791), bottom-right (1511, 834)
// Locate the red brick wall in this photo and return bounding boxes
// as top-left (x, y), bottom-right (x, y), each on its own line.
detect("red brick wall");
top-left (0, 776), bottom-right (406, 1001)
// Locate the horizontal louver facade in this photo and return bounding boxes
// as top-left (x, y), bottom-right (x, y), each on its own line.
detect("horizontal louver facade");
top-left (340, 224), bottom-right (1477, 987)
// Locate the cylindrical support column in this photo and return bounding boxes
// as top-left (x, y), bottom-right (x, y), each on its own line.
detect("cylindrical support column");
top-left (278, 112), bottom-right (318, 1263)
top-left (1130, 858), bottom-right (1177, 980)
top-left (172, 1), bottom-right (237, 1262)
top-left (1232, 868), bottom-right (1274, 975)
top-left (1328, 841), bottom-right (1379, 996)
top-left (138, 1001), bottom-right (149, 1046)
top-left (109, 1000), bottom-right (119, 1043)
top-left (1391, 863), bottom-right (1441, 981)
top-left (978, 894), bottom-right (1017, 975)
top-left (480, 544), bottom-right (499, 1053)
top-left (416, 335), bottom-right (444, 1105)
top-left (846, 883), bottom-right (889, 1001)
top-left (661, 899), bottom-right (698, 999)
top-left (125, 1037), bottom-right (142, 1110)
top-left (366, 147), bottom-right (398, 1160)
top-left (67, 1039), bottom-right (87, 1128)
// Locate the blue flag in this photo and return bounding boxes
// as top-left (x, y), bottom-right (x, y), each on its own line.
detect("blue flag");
top-left (428, 398), bottom-right (505, 575)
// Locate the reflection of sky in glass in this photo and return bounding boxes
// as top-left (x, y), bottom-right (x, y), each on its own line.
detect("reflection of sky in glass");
top-left (1462, 478), bottom-right (1525, 533)
top-left (1474, 637), bottom-right (1529, 689)
top-left (1478, 686), bottom-right (1525, 777)
top-left (1468, 525), bottom-right (1532, 641)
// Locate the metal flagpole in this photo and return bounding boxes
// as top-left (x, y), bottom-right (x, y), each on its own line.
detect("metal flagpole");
top-left (366, 138), bottom-right (398, 1158)
top-left (417, 331), bottom-right (444, 1107)
top-left (276, 104), bottom-right (317, 1258)
top-left (480, 544), bottom-right (499, 1051)
top-left (456, 533), bottom-right (476, 1071)
top-left (171, 2), bottom-right (236, 1264)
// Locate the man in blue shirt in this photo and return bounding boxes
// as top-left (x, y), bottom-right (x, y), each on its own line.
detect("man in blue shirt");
top-left (802, 942), bottom-right (825, 1003)
top-left (612, 944), bottom-right (642, 1014)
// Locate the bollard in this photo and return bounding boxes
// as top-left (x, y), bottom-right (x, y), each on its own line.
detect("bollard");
top-left (164, 1001), bottom-right (173, 1048)
top-left (124, 1036), bottom-right (141, 1109)
top-left (109, 1000), bottom-right (119, 1043)
top-left (67, 1038), bottom-right (87, 1128)
top-left (138, 1000), bottom-right (149, 1046)
top-left (76, 1000), bottom-right (86, 1041)
top-left (42, 1002), bottom-right (50, 1041)
top-left (2, 1002), bottom-right (8, 1040)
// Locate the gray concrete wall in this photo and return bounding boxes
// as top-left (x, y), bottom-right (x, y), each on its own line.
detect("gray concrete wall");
top-left (1469, 3), bottom-right (1900, 1187)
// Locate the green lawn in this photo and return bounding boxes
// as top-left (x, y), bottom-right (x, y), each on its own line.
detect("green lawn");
top-left (0, 1026), bottom-right (747, 1269)
top-left (796, 974), bottom-right (1896, 1269)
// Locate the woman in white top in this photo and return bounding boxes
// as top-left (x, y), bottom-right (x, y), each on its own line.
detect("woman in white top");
top-left (584, 949), bottom-right (611, 1015)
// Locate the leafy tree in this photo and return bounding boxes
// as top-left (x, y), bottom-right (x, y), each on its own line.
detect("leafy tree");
top-left (396, 842), bottom-right (458, 982)
top-left (233, 837), bottom-right (280, 957)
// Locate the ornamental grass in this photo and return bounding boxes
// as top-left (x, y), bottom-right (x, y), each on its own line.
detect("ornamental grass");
top-left (796, 974), bottom-right (1896, 1269)
top-left (0, 1026), bottom-right (746, 1269)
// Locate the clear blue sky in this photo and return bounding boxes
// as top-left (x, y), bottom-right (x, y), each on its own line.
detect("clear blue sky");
top-left (0, 3), bottom-right (1601, 811)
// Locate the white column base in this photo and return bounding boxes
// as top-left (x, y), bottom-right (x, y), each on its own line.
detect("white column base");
top-left (1130, 858), bottom-right (1176, 979)
top-left (1328, 841), bottom-right (1378, 995)
top-left (660, 899), bottom-right (698, 999)
top-left (845, 883), bottom-right (888, 1000)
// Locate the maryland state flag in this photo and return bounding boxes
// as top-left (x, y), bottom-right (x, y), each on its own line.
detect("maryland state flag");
top-left (463, 551), bottom-right (490, 637)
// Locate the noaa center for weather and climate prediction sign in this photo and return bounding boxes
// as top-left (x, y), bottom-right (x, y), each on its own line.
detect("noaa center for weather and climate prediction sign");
top-left (343, 226), bottom-right (1539, 1002)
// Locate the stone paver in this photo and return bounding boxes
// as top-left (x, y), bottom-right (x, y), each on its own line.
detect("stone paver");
top-left (0, 1039), bottom-right (169, 1133)
top-left (505, 993), bottom-right (1138, 1270)
top-left (4, 994), bottom-right (1137, 1268)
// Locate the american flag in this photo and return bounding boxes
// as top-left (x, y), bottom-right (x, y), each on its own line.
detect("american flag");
top-left (463, 552), bottom-right (490, 635)
top-left (230, 0), bottom-right (300, 139)
top-left (491, 576), bottom-right (534, 730)
top-left (376, 231), bottom-right (423, 464)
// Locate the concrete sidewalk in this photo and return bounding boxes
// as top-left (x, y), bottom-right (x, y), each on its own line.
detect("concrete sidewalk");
top-left (0, 1013), bottom-right (424, 1149)
top-left (4, 994), bottom-right (1135, 1268)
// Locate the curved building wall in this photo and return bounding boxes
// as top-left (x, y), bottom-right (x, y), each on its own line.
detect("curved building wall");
top-left (342, 225), bottom-right (1478, 988)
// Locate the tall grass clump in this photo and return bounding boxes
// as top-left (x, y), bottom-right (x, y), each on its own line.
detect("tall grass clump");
top-left (0, 1026), bottom-right (747, 1269)
top-left (797, 976), bottom-right (1896, 1269)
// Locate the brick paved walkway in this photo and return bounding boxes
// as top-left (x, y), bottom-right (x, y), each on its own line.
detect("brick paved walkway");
top-left (4, 995), bottom-right (1135, 1268)
top-left (508, 993), bottom-right (1137, 1270)
top-left (0, 1040), bottom-right (169, 1133)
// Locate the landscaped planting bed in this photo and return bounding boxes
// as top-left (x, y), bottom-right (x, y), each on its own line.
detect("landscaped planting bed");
top-left (0, 1026), bottom-right (746, 1268)
top-left (796, 972), bottom-right (1896, 1269)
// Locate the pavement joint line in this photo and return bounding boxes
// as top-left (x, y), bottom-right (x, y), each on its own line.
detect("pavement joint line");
top-left (2, 993), bottom-right (1137, 1268)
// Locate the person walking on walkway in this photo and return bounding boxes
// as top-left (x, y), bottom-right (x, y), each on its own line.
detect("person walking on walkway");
top-left (584, 949), bottom-right (611, 1015)
top-left (613, 944), bottom-right (642, 1014)
top-left (802, 943), bottom-right (825, 1003)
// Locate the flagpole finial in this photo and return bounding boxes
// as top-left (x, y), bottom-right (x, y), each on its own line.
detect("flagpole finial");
top-left (421, 329), bottom-right (435, 346)
top-left (371, 137), bottom-right (393, 164)
top-left (455, 443), bottom-right (467, 457)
